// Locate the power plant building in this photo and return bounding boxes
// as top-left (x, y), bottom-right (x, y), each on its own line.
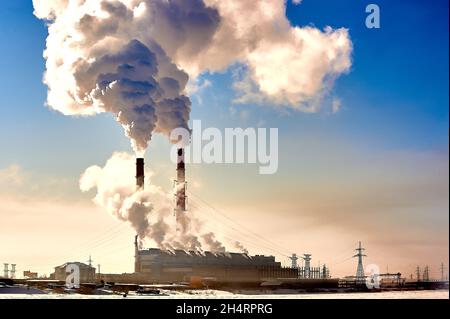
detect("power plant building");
top-left (134, 240), bottom-right (297, 283)
top-left (128, 151), bottom-right (297, 283)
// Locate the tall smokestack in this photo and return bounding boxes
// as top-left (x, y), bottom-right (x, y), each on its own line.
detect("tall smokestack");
top-left (135, 159), bottom-right (144, 272)
top-left (134, 235), bottom-right (140, 273)
top-left (175, 148), bottom-right (186, 215)
top-left (136, 158), bottom-right (145, 190)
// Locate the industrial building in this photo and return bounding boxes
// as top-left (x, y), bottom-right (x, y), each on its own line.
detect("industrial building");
top-left (53, 262), bottom-right (96, 283)
top-left (128, 150), bottom-right (297, 284)
top-left (133, 242), bottom-right (297, 283)
top-left (23, 270), bottom-right (38, 279)
top-left (47, 150), bottom-right (333, 287)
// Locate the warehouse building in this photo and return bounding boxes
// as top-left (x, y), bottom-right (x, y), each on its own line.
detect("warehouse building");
top-left (53, 262), bottom-right (96, 283)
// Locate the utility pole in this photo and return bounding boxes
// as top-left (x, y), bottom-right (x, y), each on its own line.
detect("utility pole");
top-left (353, 241), bottom-right (367, 284)
top-left (423, 266), bottom-right (430, 282)
top-left (87, 255), bottom-right (93, 267)
top-left (322, 264), bottom-right (328, 279)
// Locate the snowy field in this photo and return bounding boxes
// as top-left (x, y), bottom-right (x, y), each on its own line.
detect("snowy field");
top-left (0, 289), bottom-right (448, 299)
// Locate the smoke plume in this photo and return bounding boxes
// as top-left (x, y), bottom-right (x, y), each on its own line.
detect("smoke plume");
top-left (34, 0), bottom-right (352, 153)
top-left (35, 1), bottom-right (352, 253)
top-left (80, 152), bottom-right (229, 252)
top-left (234, 241), bottom-right (249, 255)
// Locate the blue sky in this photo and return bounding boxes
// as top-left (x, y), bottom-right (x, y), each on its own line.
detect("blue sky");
top-left (0, 1), bottom-right (448, 276)
top-left (0, 0), bottom-right (448, 173)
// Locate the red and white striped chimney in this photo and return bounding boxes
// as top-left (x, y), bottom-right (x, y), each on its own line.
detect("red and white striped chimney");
top-left (175, 148), bottom-right (186, 214)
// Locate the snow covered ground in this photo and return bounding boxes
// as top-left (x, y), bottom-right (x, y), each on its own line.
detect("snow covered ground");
top-left (0, 288), bottom-right (448, 299)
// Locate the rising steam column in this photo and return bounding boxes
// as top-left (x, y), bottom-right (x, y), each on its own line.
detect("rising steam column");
top-left (136, 158), bottom-right (145, 190)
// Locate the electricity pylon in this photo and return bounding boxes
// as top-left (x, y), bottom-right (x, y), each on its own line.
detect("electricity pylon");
top-left (353, 241), bottom-right (367, 284)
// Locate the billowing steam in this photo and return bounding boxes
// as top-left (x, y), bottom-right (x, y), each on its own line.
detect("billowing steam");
top-left (36, 0), bottom-right (352, 253)
top-left (234, 241), bottom-right (249, 255)
top-left (34, 0), bottom-right (352, 152)
top-left (80, 152), bottom-right (225, 251)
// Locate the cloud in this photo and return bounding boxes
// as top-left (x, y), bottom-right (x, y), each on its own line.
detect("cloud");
top-left (331, 97), bottom-right (342, 113)
top-left (186, 77), bottom-right (212, 105)
top-left (0, 165), bottom-right (24, 187)
top-left (33, 0), bottom-right (197, 153)
top-left (186, 78), bottom-right (212, 96)
top-left (80, 152), bottom-right (162, 241)
top-left (34, 0), bottom-right (352, 154)
top-left (202, 1), bottom-right (352, 110)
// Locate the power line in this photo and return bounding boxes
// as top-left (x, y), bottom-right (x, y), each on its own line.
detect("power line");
top-left (19, 222), bottom-right (130, 274)
top-left (188, 197), bottom-right (290, 257)
top-left (327, 242), bottom-right (359, 263)
top-left (189, 200), bottom-right (289, 257)
top-left (189, 199), bottom-right (286, 256)
top-left (188, 191), bottom-right (290, 254)
top-left (188, 191), bottom-right (292, 257)
top-left (328, 256), bottom-right (354, 266)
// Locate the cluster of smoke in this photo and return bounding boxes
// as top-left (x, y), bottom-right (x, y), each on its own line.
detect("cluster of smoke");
top-left (201, 232), bottom-right (226, 253)
top-left (34, 0), bottom-right (352, 153)
top-left (35, 0), bottom-right (352, 254)
top-left (234, 241), bottom-right (249, 255)
top-left (33, 0), bottom-right (193, 154)
top-left (80, 152), bottom-right (228, 252)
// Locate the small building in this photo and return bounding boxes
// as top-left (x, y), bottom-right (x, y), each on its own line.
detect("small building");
top-left (53, 262), bottom-right (96, 283)
top-left (23, 270), bottom-right (38, 279)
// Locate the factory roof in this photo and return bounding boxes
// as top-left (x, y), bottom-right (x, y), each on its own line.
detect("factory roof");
top-left (138, 248), bottom-right (279, 267)
top-left (54, 262), bottom-right (95, 269)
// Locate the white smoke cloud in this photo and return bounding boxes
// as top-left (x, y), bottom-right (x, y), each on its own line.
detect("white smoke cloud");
top-left (80, 152), bottom-right (234, 252)
top-left (33, 0), bottom-right (193, 153)
top-left (34, 0), bottom-right (352, 153)
top-left (234, 241), bottom-right (249, 255)
top-left (200, 0), bottom-right (352, 110)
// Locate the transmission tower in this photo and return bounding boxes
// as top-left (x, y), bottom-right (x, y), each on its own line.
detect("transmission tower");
top-left (440, 263), bottom-right (446, 281)
top-left (416, 266), bottom-right (421, 282)
top-left (353, 241), bottom-right (367, 284)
